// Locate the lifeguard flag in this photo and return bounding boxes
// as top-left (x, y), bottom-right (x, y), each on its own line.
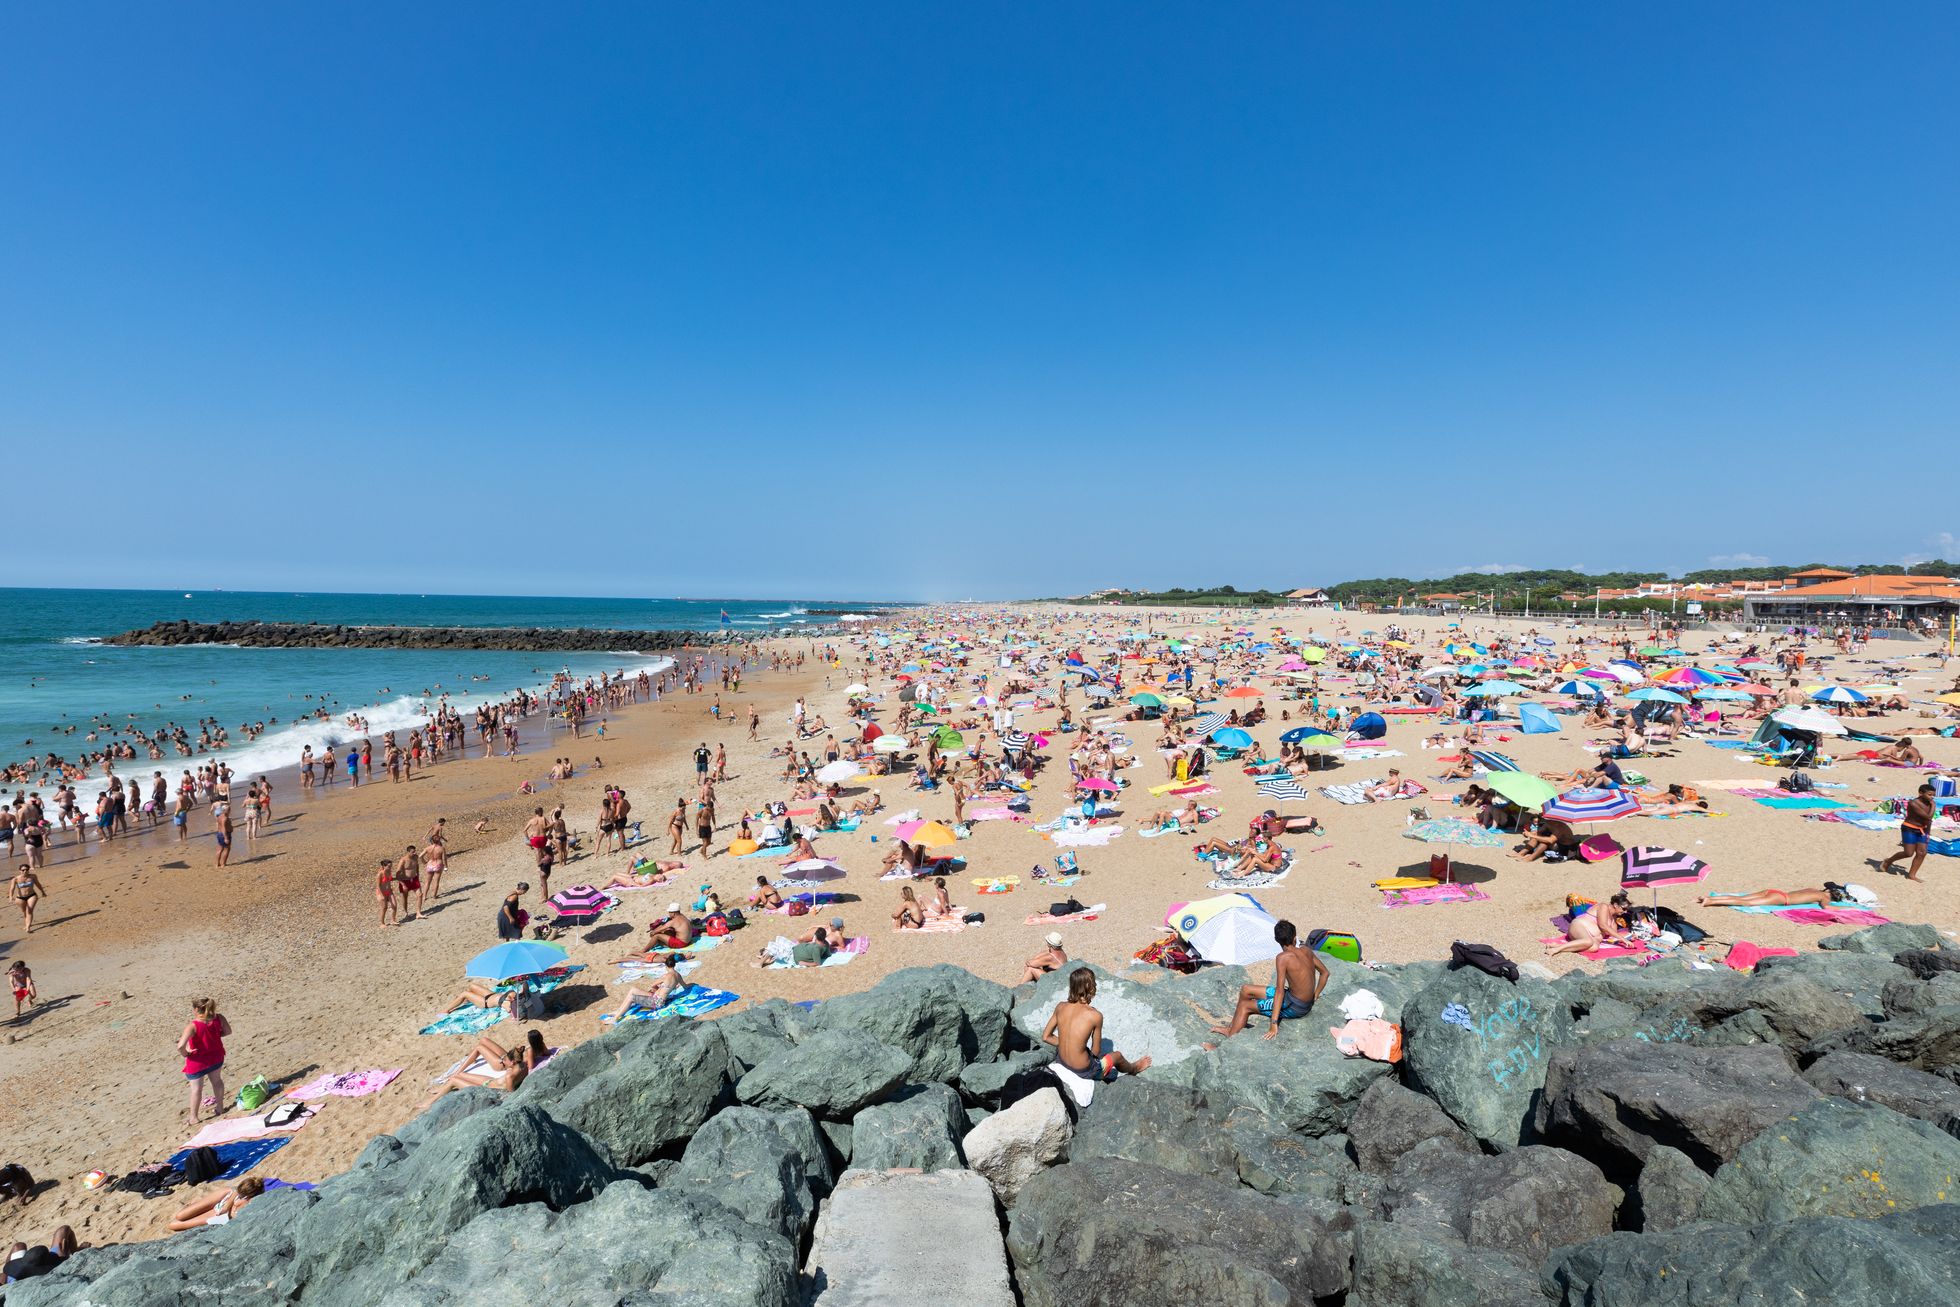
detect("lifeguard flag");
top-left (720, 609), bottom-right (731, 626)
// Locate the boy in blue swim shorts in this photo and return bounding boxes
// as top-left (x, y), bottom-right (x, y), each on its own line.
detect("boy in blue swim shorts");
top-left (1211, 919), bottom-right (1329, 1041)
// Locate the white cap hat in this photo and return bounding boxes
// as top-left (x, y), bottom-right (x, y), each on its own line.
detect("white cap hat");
top-left (1045, 932), bottom-right (1064, 947)
top-left (667, 902), bottom-right (682, 913)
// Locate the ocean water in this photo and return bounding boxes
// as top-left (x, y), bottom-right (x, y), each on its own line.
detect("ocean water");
top-left (0, 588), bottom-right (890, 794)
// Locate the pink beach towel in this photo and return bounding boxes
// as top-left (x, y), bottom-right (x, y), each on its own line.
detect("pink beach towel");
top-left (1382, 883), bottom-right (1489, 908)
top-left (1724, 940), bottom-right (1798, 971)
top-left (1539, 936), bottom-right (1653, 959)
top-left (900, 910), bottom-right (970, 934)
top-left (287, 1068), bottom-right (402, 1101)
top-left (181, 1104), bottom-right (319, 1151)
top-left (1775, 907), bottom-right (1892, 927)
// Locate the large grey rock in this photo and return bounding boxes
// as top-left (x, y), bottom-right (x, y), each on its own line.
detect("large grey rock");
top-left (954, 1047), bottom-right (1052, 1105)
top-left (737, 1028), bottom-right (911, 1119)
top-left (1348, 1078), bottom-right (1478, 1174)
top-left (1536, 1039), bottom-right (1821, 1175)
top-left (1186, 1016), bottom-right (1393, 1135)
top-left (544, 1019), bottom-right (734, 1166)
top-left (962, 1086), bottom-right (1072, 1205)
top-left (507, 1013), bottom-right (653, 1108)
top-left (811, 964), bottom-right (1013, 1082)
top-left (393, 1181), bottom-right (797, 1306)
top-left (665, 1105), bottom-right (833, 1241)
top-left (1884, 972), bottom-right (1960, 1017)
top-left (1009, 1157), bottom-right (1355, 1305)
top-left (1013, 962), bottom-right (1238, 1076)
top-left (290, 1104), bottom-right (621, 1303)
top-left (1627, 1144), bottom-right (1709, 1233)
top-left (1348, 1220), bottom-right (1543, 1307)
top-left (849, 1082), bottom-right (967, 1170)
top-left (1544, 1204), bottom-right (1960, 1306)
top-left (1067, 1078), bottom-right (1239, 1180)
top-left (1557, 962), bottom-right (1707, 1013)
top-left (1700, 1099), bottom-right (1960, 1224)
top-left (391, 1085), bottom-right (501, 1146)
top-left (1652, 967), bottom-right (1865, 1052)
top-left (805, 1169), bottom-right (1015, 1307)
top-left (1818, 921), bottom-right (1942, 954)
top-left (1897, 946), bottom-right (1960, 978)
top-left (1379, 1137), bottom-right (1620, 1264)
top-left (1224, 1111), bottom-right (1358, 1201)
top-left (714, 997), bottom-right (815, 1073)
top-left (1803, 1050), bottom-right (1960, 1136)
top-left (1754, 950), bottom-right (1910, 1018)
top-left (1402, 966), bottom-right (1575, 1147)
top-left (1802, 1003), bottom-right (1960, 1073)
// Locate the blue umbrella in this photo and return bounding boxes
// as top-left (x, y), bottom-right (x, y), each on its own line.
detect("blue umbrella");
top-left (1464, 681), bottom-right (1527, 697)
top-left (465, 940), bottom-right (569, 982)
top-left (1811, 686), bottom-right (1869, 704)
top-left (1552, 679), bottom-right (1605, 698)
top-left (1694, 685), bottom-right (1753, 701)
top-left (1625, 687), bottom-right (1688, 704)
top-left (1211, 727), bottom-right (1255, 749)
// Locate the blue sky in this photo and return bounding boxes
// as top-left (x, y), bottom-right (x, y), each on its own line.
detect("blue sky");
top-left (3, 5), bottom-right (1955, 600)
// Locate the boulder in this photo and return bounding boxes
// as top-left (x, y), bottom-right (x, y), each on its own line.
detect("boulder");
top-left (849, 1083), bottom-right (967, 1171)
top-left (1817, 921), bottom-right (1942, 954)
top-left (1224, 1111), bottom-right (1358, 1201)
top-left (665, 1106), bottom-right (834, 1242)
top-left (545, 1020), bottom-right (734, 1166)
top-left (1186, 1017), bottom-right (1393, 1135)
top-left (1347, 1078), bottom-right (1478, 1174)
top-left (507, 1014), bottom-right (651, 1108)
top-left (1897, 946), bottom-right (1960, 979)
top-left (1883, 973), bottom-right (1960, 1018)
top-left (805, 1169), bottom-right (1015, 1307)
top-left (1008, 1157), bottom-right (1354, 1305)
top-left (1378, 1137), bottom-right (1620, 1264)
top-left (1067, 1078), bottom-right (1239, 1181)
top-left (962, 1086), bottom-right (1072, 1206)
top-left (1544, 1204), bottom-right (1960, 1305)
top-left (392, 1182), bottom-right (798, 1306)
top-left (811, 965), bottom-right (1013, 1082)
top-left (287, 1104), bottom-right (621, 1303)
top-left (1801, 1003), bottom-right (1960, 1074)
top-left (1626, 1145), bottom-right (1709, 1233)
top-left (1536, 1039), bottom-right (1821, 1175)
top-left (1401, 965), bottom-right (1575, 1147)
top-left (736, 1029), bottom-right (911, 1119)
top-left (391, 1085), bottom-right (501, 1146)
top-left (1753, 950), bottom-right (1910, 1018)
top-left (1652, 968), bottom-right (1865, 1052)
top-left (1803, 1050), bottom-right (1960, 1136)
top-left (1557, 962), bottom-right (1707, 1013)
top-left (954, 1047), bottom-right (1052, 1106)
top-left (1700, 1099), bottom-right (1960, 1224)
top-left (714, 997), bottom-right (814, 1073)
top-left (1348, 1220), bottom-right (1544, 1307)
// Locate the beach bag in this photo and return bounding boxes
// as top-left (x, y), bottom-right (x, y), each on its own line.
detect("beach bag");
top-left (1450, 941), bottom-right (1519, 983)
top-left (962, 911), bottom-right (985, 924)
top-left (722, 908), bottom-right (746, 930)
top-left (236, 1077), bottom-right (272, 1112)
top-left (111, 1164), bottom-right (175, 1196)
top-left (785, 900), bottom-right (809, 916)
top-left (263, 1102), bottom-right (307, 1128)
top-left (179, 1147), bottom-right (224, 1186)
top-left (508, 989), bottom-right (545, 1021)
top-left (703, 913), bottom-right (730, 937)
top-left (1307, 929), bottom-right (1362, 964)
top-left (1653, 905), bottom-right (1708, 943)
top-left (1784, 771), bottom-right (1814, 794)
top-left (1427, 852), bottom-right (1450, 879)
top-left (1842, 882), bottom-right (1878, 906)
top-left (1048, 898), bottom-right (1087, 918)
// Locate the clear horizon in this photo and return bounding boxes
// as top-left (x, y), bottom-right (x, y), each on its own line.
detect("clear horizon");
top-left (4, 5), bottom-right (1954, 599)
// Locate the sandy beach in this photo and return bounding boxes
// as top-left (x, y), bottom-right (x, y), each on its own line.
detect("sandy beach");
top-left (4, 607), bottom-right (1958, 1251)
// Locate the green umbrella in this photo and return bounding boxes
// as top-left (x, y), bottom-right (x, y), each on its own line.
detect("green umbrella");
top-left (1485, 772), bottom-right (1559, 810)
top-left (933, 726), bottom-right (964, 749)
top-left (1130, 692), bottom-right (1163, 708)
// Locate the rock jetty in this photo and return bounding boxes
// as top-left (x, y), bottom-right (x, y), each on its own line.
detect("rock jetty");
top-left (98, 621), bottom-right (742, 652)
top-left (18, 926), bottom-right (1960, 1306)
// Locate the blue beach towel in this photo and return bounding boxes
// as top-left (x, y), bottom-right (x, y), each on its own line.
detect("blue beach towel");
top-left (1756, 796), bottom-right (1849, 810)
top-left (602, 985), bottom-right (740, 1023)
top-left (168, 1137), bottom-right (291, 1183)
top-left (418, 1006), bottom-right (506, 1037)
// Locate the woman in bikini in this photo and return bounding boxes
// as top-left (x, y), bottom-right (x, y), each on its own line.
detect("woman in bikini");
top-left (892, 884), bottom-right (925, 930)
top-left (375, 859), bottom-right (399, 927)
top-left (926, 875), bottom-right (953, 918)
top-left (1545, 893), bottom-right (1628, 955)
top-left (429, 1028), bottom-right (548, 1097)
top-left (10, 864), bottom-right (45, 933)
top-left (748, 875), bottom-right (785, 909)
top-left (420, 837), bottom-right (447, 901)
top-left (1698, 885), bottom-right (1843, 908)
top-left (168, 1177), bottom-right (265, 1232)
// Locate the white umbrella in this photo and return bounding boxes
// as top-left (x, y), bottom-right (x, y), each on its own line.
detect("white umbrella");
top-left (1187, 903), bottom-right (1282, 966)
top-left (816, 760), bottom-right (862, 784)
top-left (843, 683), bottom-right (870, 697)
top-left (1417, 665), bottom-right (1458, 679)
top-left (1771, 706), bottom-right (1850, 737)
top-left (873, 735), bottom-right (912, 754)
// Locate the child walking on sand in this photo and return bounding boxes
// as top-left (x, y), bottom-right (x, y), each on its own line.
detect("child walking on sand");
top-left (177, 998), bottom-right (230, 1125)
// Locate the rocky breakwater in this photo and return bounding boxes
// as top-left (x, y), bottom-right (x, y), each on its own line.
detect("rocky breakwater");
top-left (15, 928), bottom-right (1960, 1306)
top-left (98, 620), bottom-right (738, 652)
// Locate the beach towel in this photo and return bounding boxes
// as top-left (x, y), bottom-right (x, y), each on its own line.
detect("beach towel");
top-left (900, 911), bottom-right (970, 934)
top-left (180, 1104), bottom-right (317, 1151)
top-left (1701, 740), bottom-right (1758, 751)
top-left (614, 957), bottom-right (703, 983)
top-left (1384, 883), bottom-right (1488, 908)
top-left (418, 1006), bottom-right (507, 1037)
top-left (286, 1069), bottom-right (401, 1101)
top-left (1320, 782), bottom-right (1378, 805)
top-left (1578, 834), bottom-right (1624, 863)
top-left (167, 1137), bottom-right (290, 1183)
top-left (765, 936), bottom-right (869, 968)
top-left (1723, 900), bottom-right (1869, 914)
top-left (1023, 903), bottom-right (1106, 925)
top-left (1050, 825), bottom-right (1124, 847)
top-left (1329, 1018), bottom-right (1403, 1062)
top-left (1757, 796), bottom-right (1849, 810)
top-left (602, 986), bottom-right (740, 1023)
top-left (1827, 813), bottom-right (1902, 831)
top-left (1342, 747), bottom-right (1405, 760)
top-left (1724, 940), bottom-right (1798, 971)
top-left (1538, 935), bottom-right (1653, 959)
top-left (1775, 907), bottom-right (1892, 927)
top-left (1208, 868), bottom-right (1291, 890)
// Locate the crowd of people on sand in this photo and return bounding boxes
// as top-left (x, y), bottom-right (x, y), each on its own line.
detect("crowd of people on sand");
top-left (11, 605), bottom-right (1960, 1273)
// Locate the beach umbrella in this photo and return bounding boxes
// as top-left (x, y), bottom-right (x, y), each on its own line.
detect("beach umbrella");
top-left (1186, 713), bottom-right (1228, 735)
top-left (932, 726), bottom-right (964, 749)
top-left (912, 701), bottom-right (938, 715)
top-left (842, 683), bottom-right (870, 697)
top-left (1625, 688), bottom-right (1689, 704)
top-left (1552, 679), bottom-right (1606, 698)
top-left (1166, 892), bottom-right (1260, 937)
top-left (816, 760), bottom-right (863, 785)
top-left (1211, 727), bottom-right (1255, 750)
top-left (1417, 665), bottom-right (1458, 679)
top-left (1280, 727), bottom-right (1341, 749)
top-left (1771, 707), bottom-right (1849, 736)
top-left (465, 940), bottom-right (569, 982)
top-left (1299, 646), bottom-right (1327, 663)
top-left (1543, 787), bottom-right (1642, 823)
top-left (1937, 692), bottom-right (1960, 708)
top-left (1620, 844), bottom-right (1710, 910)
top-left (1534, 636), bottom-right (1557, 647)
top-left (1467, 749), bottom-right (1520, 772)
top-left (1130, 692), bottom-right (1164, 709)
top-left (1255, 776), bottom-right (1312, 801)
top-left (1185, 901), bottom-right (1283, 966)
top-left (1464, 681), bottom-right (1527, 697)
top-left (780, 859), bottom-right (848, 884)
top-left (1084, 684), bottom-right (1117, 699)
top-left (873, 734), bottom-right (911, 753)
top-left (1076, 778), bottom-right (1119, 794)
top-left (1654, 666), bottom-right (1722, 686)
top-left (545, 885), bottom-right (612, 925)
top-left (1810, 686), bottom-right (1869, 705)
top-left (1485, 772), bottom-right (1559, 810)
top-left (1224, 686), bottom-right (1261, 699)
top-left (1693, 685), bottom-right (1753, 701)
top-left (1161, 694), bottom-right (1194, 708)
top-left (895, 820), bottom-right (958, 846)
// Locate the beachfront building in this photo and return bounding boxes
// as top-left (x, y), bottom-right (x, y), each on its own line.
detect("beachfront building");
top-left (1285, 587), bottom-right (1330, 607)
top-left (1740, 574), bottom-right (1960, 631)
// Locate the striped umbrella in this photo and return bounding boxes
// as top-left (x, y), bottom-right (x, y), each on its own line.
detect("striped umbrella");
top-left (1186, 713), bottom-right (1229, 735)
top-left (1620, 844), bottom-right (1710, 910)
top-left (1468, 749), bottom-right (1520, 772)
top-left (1255, 777), bottom-right (1311, 801)
top-left (1543, 787), bottom-right (1642, 823)
top-left (546, 885), bottom-right (612, 924)
top-left (1001, 732), bottom-right (1032, 752)
top-left (1811, 686), bottom-right (1869, 705)
top-left (1552, 679), bottom-right (1606, 698)
top-left (1654, 666), bottom-right (1723, 686)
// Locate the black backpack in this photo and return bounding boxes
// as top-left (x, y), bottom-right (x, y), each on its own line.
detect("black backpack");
top-left (1653, 904), bottom-right (1708, 944)
top-left (1450, 940), bottom-right (1519, 983)
top-left (1048, 898), bottom-right (1087, 918)
top-left (178, 1146), bottom-right (224, 1186)
top-left (1785, 771), bottom-right (1814, 794)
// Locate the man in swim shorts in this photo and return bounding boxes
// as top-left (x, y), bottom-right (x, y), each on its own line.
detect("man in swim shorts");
top-left (1211, 919), bottom-right (1328, 1040)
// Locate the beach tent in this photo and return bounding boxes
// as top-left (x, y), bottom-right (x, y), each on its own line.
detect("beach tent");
top-left (1517, 702), bottom-right (1560, 735)
top-left (1347, 712), bottom-right (1387, 740)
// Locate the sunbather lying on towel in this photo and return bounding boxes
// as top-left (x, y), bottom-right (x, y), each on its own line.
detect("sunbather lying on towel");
top-left (601, 859), bottom-right (685, 890)
top-left (167, 1178), bottom-right (264, 1233)
top-left (1699, 884), bottom-right (1847, 908)
top-left (1250, 809), bottom-right (1322, 839)
top-left (1144, 799), bottom-right (1201, 833)
top-left (436, 977), bottom-right (544, 1021)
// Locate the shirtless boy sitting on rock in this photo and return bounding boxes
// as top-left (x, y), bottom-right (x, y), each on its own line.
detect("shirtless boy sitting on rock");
top-left (1042, 968), bottom-right (1150, 1103)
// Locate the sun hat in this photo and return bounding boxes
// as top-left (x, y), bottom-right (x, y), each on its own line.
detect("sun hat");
top-left (667, 902), bottom-right (682, 912)
top-left (1045, 932), bottom-right (1064, 947)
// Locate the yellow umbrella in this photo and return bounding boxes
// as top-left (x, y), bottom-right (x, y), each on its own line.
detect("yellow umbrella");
top-left (1936, 693), bottom-right (1960, 708)
top-left (1162, 694), bottom-right (1194, 707)
top-left (909, 821), bottom-right (959, 847)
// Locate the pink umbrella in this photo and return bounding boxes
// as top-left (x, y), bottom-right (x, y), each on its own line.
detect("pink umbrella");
top-left (1026, 734), bottom-right (1051, 749)
top-left (1077, 778), bottom-right (1119, 792)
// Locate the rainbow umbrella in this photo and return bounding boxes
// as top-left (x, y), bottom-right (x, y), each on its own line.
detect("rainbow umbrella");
top-left (1543, 787), bottom-right (1642, 823)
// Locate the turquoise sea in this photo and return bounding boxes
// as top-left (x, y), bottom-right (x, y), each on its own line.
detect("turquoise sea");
top-left (0, 589), bottom-right (893, 791)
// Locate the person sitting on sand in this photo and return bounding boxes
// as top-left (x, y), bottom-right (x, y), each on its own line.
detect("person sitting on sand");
top-left (1042, 968), bottom-right (1150, 1103)
top-left (1221, 841), bottom-right (1289, 879)
top-left (1545, 893), bottom-right (1634, 955)
top-left (430, 1029), bottom-right (548, 1097)
top-left (168, 1177), bottom-right (265, 1232)
top-left (881, 839), bottom-right (926, 878)
top-left (1698, 884), bottom-right (1849, 908)
top-left (923, 875), bottom-right (954, 918)
top-left (646, 903), bottom-right (695, 950)
top-left (1436, 753), bottom-right (1477, 781)
top-left (606, 958), bottom-right (688, 1021)
top-left (849, 790), bottom-right (883, 817)
top-left (1211, 919), bottom-right (1328, 1039)
top-left (788, 831), bottom-right (821, 863)
top-left (1511, 814), bottom-right (1577, 862)
top-left (1020, 932), bottom-right (1068, 983)
top-left (3, 1225), bottom-right (79, 1283)
top-left (749, 876), bottom-right (785, 909)
top-left (892, 884), bottom-right (925, 929)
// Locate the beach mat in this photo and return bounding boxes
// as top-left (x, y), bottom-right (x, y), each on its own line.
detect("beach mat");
top-left (1385, 883), bottom-right (1489, 908)
top-left (900, 912), bottom-right (970, 934)
top-left (167, 1136), bottom-right (290, 1183)
top-left (419, 1006), bottom-right (506, 1037)
top-left (286, 1069), bottom-right (401, 1101)
top-left (1756, 796), bottom-right (1850, 810)
top-left (602, 986), bottom-right (740, 1023)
